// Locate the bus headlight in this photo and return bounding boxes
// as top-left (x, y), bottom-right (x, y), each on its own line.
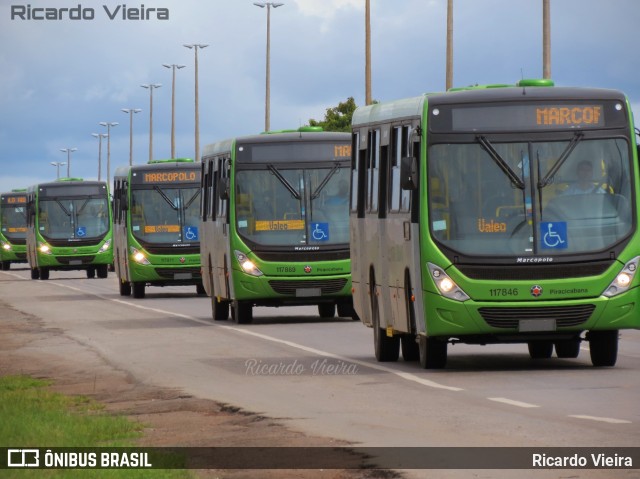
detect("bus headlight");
top-left (603, 256), bottom-right (639, 298)
top-left (130, 246), bottom-right (150, 265)
top-left (235, 250), bottom-right (263, 277)
top-left (428, 263), bottom-right (469, 301)
top-left (98, 239), bottom-right (112, 254)
top-left (1, 241), bottom-right (11, 252)
top-left (38, 242), bottom-right (52, 254)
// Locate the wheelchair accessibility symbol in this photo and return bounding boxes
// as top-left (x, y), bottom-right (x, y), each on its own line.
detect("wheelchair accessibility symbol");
top-left (311, 223), bottom-right (329, 241)
top-left (76, 226), bottom-right (86, 237)
top-left (183, 226), bottom-right (199, 241)
top-left (540, 222), bottom-right (567, 249)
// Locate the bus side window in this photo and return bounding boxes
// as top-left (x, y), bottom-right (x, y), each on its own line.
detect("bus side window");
top-left (350, 132), bottom-right (359, 213)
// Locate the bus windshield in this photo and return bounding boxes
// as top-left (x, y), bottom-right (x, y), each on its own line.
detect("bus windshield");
top-left (39, 197), bottom-right (110, 240)
top-left (1, 204), bottom-right (27, 240)
top-left (428, 137), bottom-right (632, 256)
top-left (235, 166), bottom-right (350, 247)
top-left (130, 186), bottom-right (200, 244)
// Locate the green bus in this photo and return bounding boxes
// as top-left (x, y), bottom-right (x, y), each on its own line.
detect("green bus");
top-left (26, 178), bottom-right (113, 280)
top-left (0, 189), bottom-right (28, 270)
top-left (112, 159), bottom-right (203, 298)
top-left (350, 79), bottom-right (639, 368)
top-left (200, 128), bottom-right (354, 323)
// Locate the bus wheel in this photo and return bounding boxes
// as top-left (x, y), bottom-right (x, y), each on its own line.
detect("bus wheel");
top-left (86, 267), bottom-right (96, 279)
top-left (212, 297), bottom-right (230, 321)
top-left (528, 341), bottom-right (553, 359)
top-left (30, 267), bottom-right (40, 280)
top-left (39, 268), bottom-right (50, 280)
top-left (337, 300), bottom-right (357, 320)
top-left (588, 330), bottom-right (618, 367)
top-left (401, 335), bottom-right (420, 361)
top-left (232, 301), bottom-right (253, 324)
top-left (318, 303), bottom-right (336, 319)
top-left (372, 295), bottom-right (399, 362)
top-left (132, 282), bottom-right (146, 299)
top-left (554, 338), bottom-right (581, 358)
top-left (196, 283), bottom-right (206, 295)
top-left (96, 265), bottom-right (108, 279)
top-left (119, 280), bottom-right (131, 296)
top-left (1, 261), bottom-right (10, 270)
top-left (418, 335), bottom-right (447, 369)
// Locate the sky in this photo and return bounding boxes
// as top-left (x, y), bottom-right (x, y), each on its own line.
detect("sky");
top-left (1, 0), bottom-right (638, 193)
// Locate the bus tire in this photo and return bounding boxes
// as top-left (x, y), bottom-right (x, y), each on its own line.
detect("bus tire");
top-left (528, 341), bottom-right (553, 359)
top-left (212, 297), bottom-right (229, 321)
top-left (119, 280), bottom-right (131, 296)
top-left (372, 293), bottom-right (399, 362)
top-left (554, 338), bottom-right (581, 358)
top-left (401, 335), bottom-right (420, 361)
top-left (97, 265), bottom-right (108, 279)
top-left (196, 283), bottom-right (206, 295)
top-left (1, 261), bottom-right (9, 270)
top-left (588, 330), bottom-right (618, 367)
top-left (86, 267), bottom-right (96, 279)
top-left (132, 282), bottom-right (146, 299)
top-left (30, 267), bottom-right (40, 280)
top-left (318, 303), bottom-right (336, 319)
top-left (232, 300), bottom-right (253, 324)
top-left (418, 335), bottom-right (447, 369)
top-left (39, 267), bottom-right (49, 280)
top-left (337, 300), bottom-right (357, 320)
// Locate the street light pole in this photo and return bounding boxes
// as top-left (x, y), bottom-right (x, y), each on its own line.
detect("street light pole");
top-left (99, 122), bottom-right (118, 186)
top-left (59, 148), bottom-right (77, 177)
top-left (446, 0), bottom-right (454, 91)
top-left (365, 0), bottom-right (371, 105)
top-left (140, 83), bottom-right (162, 162)
top-left (121, 108), bottom-right (142, 166)
top-left (543, 0), bottom-right (551, 79)
top-left (184, 44), bottom-right (208, 161)
top-left (50, 162), bottom-right (66, 179)
top-left (254, 2), bottom-right (283, 131)
top-left (162, 63), bottom-right (186, 159)
top-left (91, 133), bottom-right (108, 181)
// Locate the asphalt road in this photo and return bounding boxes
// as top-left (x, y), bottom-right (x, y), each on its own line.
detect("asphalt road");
top-left (1, 267), bottom-right (639, 478)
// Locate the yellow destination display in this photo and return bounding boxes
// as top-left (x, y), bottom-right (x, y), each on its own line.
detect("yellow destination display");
top-left (7, 196), bottom-right (26, 204)
top-left (255, 220), bottom-right (305, 231)
top-left (144, 224), bottom-right (180, 233)
top-left (536, 106), bottom-right (602, 126)
top-left (142, 171), bottom-right (197, 183)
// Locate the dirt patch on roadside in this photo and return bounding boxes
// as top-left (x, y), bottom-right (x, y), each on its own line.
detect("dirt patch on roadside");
top-left (0, 302), bottom-right (398, 479)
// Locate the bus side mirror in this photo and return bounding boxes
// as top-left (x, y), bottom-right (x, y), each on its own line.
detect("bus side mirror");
top-left (218, 177), bottom-right (230, 200)
top-left (400, 156), bottom-right (418, 190)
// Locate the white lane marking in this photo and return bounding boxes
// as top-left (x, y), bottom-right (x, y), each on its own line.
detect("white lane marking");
top-left (568, 415), bottom-right (631, 424)
top-left (487, 397), bottom-right (540, 408)
top-left (39, 280), bottom-right (463, 392)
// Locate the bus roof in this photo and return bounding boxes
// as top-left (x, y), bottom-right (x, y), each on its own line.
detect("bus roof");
top-left (202, 130), bottom-right (350, 159)
top-left (352, 84), bottom-right (628, 128)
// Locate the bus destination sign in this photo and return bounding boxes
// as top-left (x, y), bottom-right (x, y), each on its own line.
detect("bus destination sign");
top-left (140, 170), bottom-right (199, 184)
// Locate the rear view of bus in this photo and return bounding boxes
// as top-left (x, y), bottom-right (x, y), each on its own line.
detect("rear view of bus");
top-left (26, 178), bottom-right (113, 280)
top-left (200, 128), bottom-right (354, 323)
top-left (112, 159), bottom-right (203, 298)
top-left (0, 189), bottom-right (28, 270)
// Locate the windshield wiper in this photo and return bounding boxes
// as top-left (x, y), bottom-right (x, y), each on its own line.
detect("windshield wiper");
top-left (311, 164), bottom-right (340, 200)
top-left (538, 132), bottom-right (584, 189)
top-left (54, 200), bottom-right (72, 217)
top-left (154, 186), bottom-right (179, 210)
top-left (477, 136), bottom-right (525, 190)
top-left (267, 164), bottom-right (301, 200)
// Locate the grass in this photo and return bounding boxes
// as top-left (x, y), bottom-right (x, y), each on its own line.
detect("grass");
top-left (0, 375), bottom-right (193, 478)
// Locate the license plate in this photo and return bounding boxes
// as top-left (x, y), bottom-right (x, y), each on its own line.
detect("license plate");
top-left (174, 272), bottom-right (192, 280)
top-left (69, 260), bottom-right (82, 265)
top-left (296, 288), bottom-right (321, 297)
top-left (519, 319), bottom-right (556, 332)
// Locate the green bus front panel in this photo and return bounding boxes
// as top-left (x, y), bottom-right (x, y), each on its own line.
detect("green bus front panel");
top-left (421, 260), bottom-right (640, 338)
top-left (127, 250), bottom-right (201, 285)
top-left (0, 238), bottom-right (27, 264)
top-left (230, 254), bottom-right (352, 304)
top-left (34, 242), bottom-right (113, 269)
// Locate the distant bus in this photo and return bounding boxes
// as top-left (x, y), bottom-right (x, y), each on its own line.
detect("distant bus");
top-left (0, 189), bottom-right (28, 270)
top-left (350, 79), bottom-right (639, 368)
top-left (200, 127), bottom-right (354, 323)
top-left (112, 159), bottom-right (203, 298)
top-left (26, 178), bottom-right (113, 280)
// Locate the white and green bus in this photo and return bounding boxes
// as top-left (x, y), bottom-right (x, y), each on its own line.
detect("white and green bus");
top-left (0, 189), bottom-right (28, 270)
top-left (112, 159), bottom-right (203, 298)
top-left (200, 128), bottom-right (353, 323)
top-left (350, 80), bottom-right (639, 368)
top-left (26, 178), bottom-right (113, 280)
